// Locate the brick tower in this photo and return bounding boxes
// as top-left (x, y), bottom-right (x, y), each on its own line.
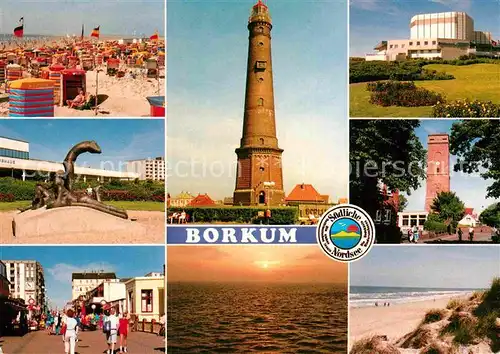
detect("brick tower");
top-left (233, 0), bottom-right (285, 206)
top-left (425, 134), bottom-right (450, 211)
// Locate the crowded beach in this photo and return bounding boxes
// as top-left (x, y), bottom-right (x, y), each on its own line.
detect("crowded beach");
top-left (0, 34), bottom-right (165, 117)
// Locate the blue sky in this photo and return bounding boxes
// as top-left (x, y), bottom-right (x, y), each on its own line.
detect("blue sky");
top-left (350, 246), bottom-right (500, 288)
top-left (0, 0), bottom-right (164, 36)
top-left (0, 120), bottom-right (164, 171)
top-left (404, 119), bottom-right (497, 214)
top-left (0, 246), bottom-right (165, 309)
top-left (167, 0), bottom-right (349, 201)
top-left (350, 0), bottom-right (500, 57)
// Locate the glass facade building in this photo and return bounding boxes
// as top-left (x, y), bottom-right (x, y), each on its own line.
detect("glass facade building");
top-left (0, 148), bottom-right (29, 160)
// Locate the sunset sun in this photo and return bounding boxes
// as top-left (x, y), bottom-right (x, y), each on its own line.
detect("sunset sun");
top-left (255, 260), bottom-right (280, 269)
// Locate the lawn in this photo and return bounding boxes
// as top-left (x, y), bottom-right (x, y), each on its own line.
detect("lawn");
top-left (0, 201), bottom-right (164, 212)
top-left (350, 63), bottom-right (500, 117)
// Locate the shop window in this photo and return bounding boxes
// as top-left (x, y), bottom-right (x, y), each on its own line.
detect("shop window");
top-left (141, 289), bottom-right (153, 312)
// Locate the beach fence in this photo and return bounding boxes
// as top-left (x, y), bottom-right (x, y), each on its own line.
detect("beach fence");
top-left (48, 64), bottom-right (65, 105)
top-left (0, 60), bottom-right (5, 84)
top-left (8, 79), bottom-right (55, 117)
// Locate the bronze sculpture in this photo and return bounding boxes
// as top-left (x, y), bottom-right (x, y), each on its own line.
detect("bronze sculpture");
top-left (20, 141), bottom-right (128, 219)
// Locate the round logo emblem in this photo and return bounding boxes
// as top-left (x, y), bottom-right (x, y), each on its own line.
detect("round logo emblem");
top-left (316, 204), bottom-right (375, 262)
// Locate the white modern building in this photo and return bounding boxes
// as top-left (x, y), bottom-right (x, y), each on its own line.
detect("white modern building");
top-left (125, 157), bottom-right (165, 181)
top-left (71, 271), bottom-right (117, 300)
top-left (2, 260), bottom-right (45, 309)
top-left (83, 279), bottom-right (127, 314)
top-left (0, 137), bottom-right (139, 182)
top-left (124, 272), bottom-right (165, 321)
top-left (365, 12), bottom-right (499, 61)
top-left (397, 211), bottom-right (429, 233)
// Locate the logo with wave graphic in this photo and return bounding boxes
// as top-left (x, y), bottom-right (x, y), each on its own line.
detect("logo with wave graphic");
top-left (316, 204), bottom-right (375, 263)
top-left (330, 219), bottom-right (361, 250)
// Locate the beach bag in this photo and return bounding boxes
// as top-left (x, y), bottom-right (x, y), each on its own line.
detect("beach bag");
top-left (103, 320), bottom-right (111, 333)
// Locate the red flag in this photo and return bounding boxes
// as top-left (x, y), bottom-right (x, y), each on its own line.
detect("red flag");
top-left (14, 18), bottom-right (24, 38)
top-left (150, 31), bottom-right (159, 41)
top-left (492, 40), bottom-right (498, 47)
top-left (91, 26), bottom-right (100, 39)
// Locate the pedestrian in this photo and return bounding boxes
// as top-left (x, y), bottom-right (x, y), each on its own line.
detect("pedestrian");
top-left (55, 312), bottom-right (61, 335)
top-left (458, 228), bottom-right (463, 242)
top-left (105, 308), bottom-right (120, 354)
top-left (119, 311), bottom-right (129, 353)
top-left (63, 309), bottom-right (78, 354)
top-left (469, 226), bottom-right (474, 241)
top-left (412, 224), bottom-right (419, 243)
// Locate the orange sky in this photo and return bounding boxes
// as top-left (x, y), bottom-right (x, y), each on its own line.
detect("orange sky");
top-left (167, 246), bottom-right (347, 283)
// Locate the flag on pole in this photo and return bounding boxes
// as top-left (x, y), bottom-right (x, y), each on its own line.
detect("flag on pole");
top-left (91, 25), bottom-right (100, 39)
top-left (150, 30), bottom-right (159, 41)
top-left (13, 17), bottom-right (24, 38)
top-left (492, 39), bottom-right (498, 47)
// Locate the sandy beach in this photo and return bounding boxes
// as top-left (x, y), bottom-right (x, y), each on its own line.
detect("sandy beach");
top-left (0, 68), bottom-right (165, 117)
top-left (0, 210), bottom-right (165, 244)
top-left (0, 35), bottom-right (165, 117)
top-left (349, 296), bottom-right (468, 348)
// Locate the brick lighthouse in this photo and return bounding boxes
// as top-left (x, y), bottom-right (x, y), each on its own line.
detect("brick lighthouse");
top-left (425, 134), bottom-right (450, 211)
top-left (233, 0), bottom-right (285, 206)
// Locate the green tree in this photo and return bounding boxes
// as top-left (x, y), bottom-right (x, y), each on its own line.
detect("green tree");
top-left (430, 191), bottom-right (465, 227)
top-left (350, 120), bottom-right (426, 219)
top-left (398, 194), bottom-right (408, 212)
top-left (450, 120), bottom-right (500, 199)
top-left (479, 203), bottom-right (500, 227)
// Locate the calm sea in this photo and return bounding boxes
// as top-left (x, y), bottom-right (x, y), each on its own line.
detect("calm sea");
top-left (167, 282), bottom-right (347, 353)
top-left (350, 286), bottom-right (480, 308)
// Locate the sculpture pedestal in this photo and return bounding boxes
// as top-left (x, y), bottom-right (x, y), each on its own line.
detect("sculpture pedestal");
top-left (13, 206), bottom-right (148, 239)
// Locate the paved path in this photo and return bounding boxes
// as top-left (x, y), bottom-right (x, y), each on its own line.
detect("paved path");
top-left (0, 210), bottom-right (165, 244)
top-left (402, 230), bottom-right (495, 244)
top-left (0, 329), bottom-right (165, 353)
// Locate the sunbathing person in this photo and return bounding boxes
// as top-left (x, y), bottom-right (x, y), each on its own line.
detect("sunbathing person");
top-left (66, 89), bottom-right (86, 109)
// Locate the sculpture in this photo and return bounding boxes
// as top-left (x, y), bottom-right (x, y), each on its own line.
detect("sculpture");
top-left (20, 141), bottom-right (128, 219)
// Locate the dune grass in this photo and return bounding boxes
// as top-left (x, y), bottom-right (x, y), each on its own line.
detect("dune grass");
top-left (0, 201), bottom-right (164, 212)
top-left (422, 309), bottom-right (447, 324)
top-left (350, 63), bottom-right (500, 117)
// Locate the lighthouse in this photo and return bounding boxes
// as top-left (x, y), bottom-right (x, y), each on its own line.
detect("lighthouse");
top-left (233, 0), bottom-right (285, 207)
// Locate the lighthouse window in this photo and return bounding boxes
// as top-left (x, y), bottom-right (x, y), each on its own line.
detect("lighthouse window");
top-left (260, 138), bottom-right (264, 144)
top-left (258, 41), bottom-right (264, 46)
top-left (437, 167), bottom-right (440, 173)
top-left (258, 98), bottom-right (264, 106)
top-left (259, 167), bottom-right (265, 172)
top-left (258, 77), bottom-right (264, 83)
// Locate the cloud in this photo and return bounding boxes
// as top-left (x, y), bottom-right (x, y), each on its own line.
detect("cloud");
top-left (429, 0), bottom-right (472, 10)
top-left (47, 262), bottom-right (116, 283)
top-left (350, 0), bottom-right (402, 15)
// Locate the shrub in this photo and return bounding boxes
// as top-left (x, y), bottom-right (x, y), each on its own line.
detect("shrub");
top-left (350, 336), bottom-right (399, 354)
top-left (366, 81), bottom-right (415, 92)
top-left (350, 58), bottom-right (499, 83)
top-left (423, 309), bottom-right (447, 324)
top-left (446, 298), bottom-right (465, 310)
top-left (0, 193), bottom-right (15, 202)
top-left (168, 206), bottom-right (299, 225)
top-left (419, 69), bottom-right (454, 80)
top-left (0, 177), bottom-right (164, 202)
top-left (368, 81), bottom-right (444, 107)
top-left (433, 99), bottom-right (500, 118)
top-left (424, 220), bottom-right (448, 233)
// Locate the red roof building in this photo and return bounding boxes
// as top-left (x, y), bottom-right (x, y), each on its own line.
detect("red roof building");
top-left (188, 193), bottom-right (216, 207)
top-left (285, 183), bottom-right (329, 204)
